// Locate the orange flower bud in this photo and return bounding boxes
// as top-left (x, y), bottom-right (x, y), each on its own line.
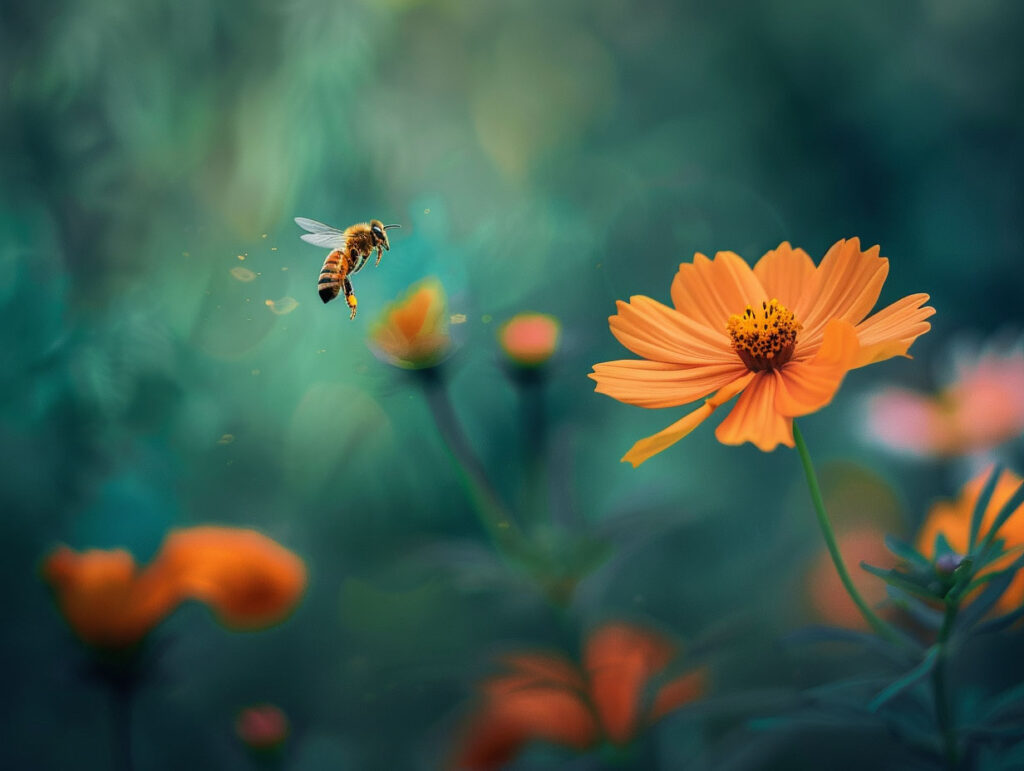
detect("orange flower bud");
top-left (498, 313), bottom-right (560, 367)
top-left (369, 278), bottom-right (451, 369)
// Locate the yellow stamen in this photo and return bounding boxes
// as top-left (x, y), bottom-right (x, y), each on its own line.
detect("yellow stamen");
top-left (727, 299), bottom-right (801, 371)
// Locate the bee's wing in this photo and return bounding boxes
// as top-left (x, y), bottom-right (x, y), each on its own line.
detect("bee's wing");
top-left (295, 217), bottom-right (347, 249)
top-left (300, 232), bottom-right (349, 249)
top-left (295, 217), bottom-right (343, 235)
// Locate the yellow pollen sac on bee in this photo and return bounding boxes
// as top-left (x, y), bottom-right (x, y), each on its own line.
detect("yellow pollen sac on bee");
top-left (726, 299), bottom-right (801, 371)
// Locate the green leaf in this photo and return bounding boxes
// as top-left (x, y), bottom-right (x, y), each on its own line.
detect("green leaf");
top-left (784, 624), bottom-right (920, 662)
top-left (861, 561), bottom-right (939, 600)
top-left (970, 463), bottom-right (1004, 554)
top-left (883, 586), bottom-right (944, 630)
top-left (885, 535), bottom-right (931, 570)
top-left (976, 602), bottom-right (1024, 635)
top-left (971, 537), bottom-right (1010, 574)
top-left (869, 646), bottom-right (940, 712)
top-left (935, 532), bottom-right (956, 558)
top-left (981, 680), bottom-right (1024, 724)
top-left (748, 711), bottom-right (879, 732)
top-left (956, 553), bottom-right (1024, 635)
top-left (983, 480), bottom-right (1024, 551)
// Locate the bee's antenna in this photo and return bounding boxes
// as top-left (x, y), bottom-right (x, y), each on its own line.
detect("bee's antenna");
top-left (383, 224), bottom-right (402, 230)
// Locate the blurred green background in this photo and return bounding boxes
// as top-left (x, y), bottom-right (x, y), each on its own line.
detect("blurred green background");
top-left (3, 0), bottom-right (1024, 768)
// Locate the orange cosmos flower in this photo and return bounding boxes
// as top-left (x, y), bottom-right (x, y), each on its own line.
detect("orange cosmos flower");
top-left (498, 313), bottom-right (561, 367)
top-left (867, 346), bottom-right (1024, 457)
top-left (590, 239), bottom-right (934, 465)
top-left (42, 547), bottom-right (182, 649)
top-left (369, 278), bottom-right (451, 369)
top-left (154, 527), bottom-right (307, 630)
top-left (917, 468), bottom-right (1024, 613)
top-left (451, 622), bottom-right (705, 769)
top-left (44, 527), bottom-right (307, 646)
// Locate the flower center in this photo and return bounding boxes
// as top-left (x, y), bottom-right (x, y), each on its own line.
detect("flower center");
top-left (727, 299), bottom-right (801, 371)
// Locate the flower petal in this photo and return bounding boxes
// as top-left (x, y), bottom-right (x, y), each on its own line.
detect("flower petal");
top-left (714, 372), bottom-right (794, 451)
top-left (43, 547), bottom-right (184, 648)
top-left (590, 359), bottom-right (750, 408)
top-left (621, 373), bottom-right (755, 467)
top-left (796, 238), bottom-right (889, 343)
top-left (584, 624), bottom-right (676, 744)
top-left (155, 527), bottom-right (306, 630)
top-left (852, 293), bottom-right (934, 368)
top-left (650, 669), bottom-right (706, 721)
top-left (775, 319), bottom-right (859, 417)
top-left (670, 251), bottom-right (766, 332)
top-left (753, 242), bottom-right (816, 310)
top-left (452, 682), bottom-right (598, 769)
top-left (609, 296), bottom-right (736, 365)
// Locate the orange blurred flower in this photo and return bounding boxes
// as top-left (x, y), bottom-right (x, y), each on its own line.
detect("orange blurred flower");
top-left (498, 313), bottom-right (560, 367)
top-left (807, 525), bottom-right (894, 630)
top-left (590, 239), bottom-right (933, 465)
top-left (42, 547), bottom-right (182, 649)
top-left (916, 468), bottom-right (1024, 613)
top-left (154, 527), bottom-right (307, 630)
top-left (451, 623), bottom-right (705, 769)
top-left (43, 527), bottom-right (306, 648)
top-left (867, 346), bottom-right (1024, 456)
top-left (369, 278), bottom-right (451, 369)
top-left (236, 704), bottom-right (289, 750)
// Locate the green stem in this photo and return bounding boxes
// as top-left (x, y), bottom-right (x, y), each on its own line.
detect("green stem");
top-left (933, 599), bottom-right (959, 769)
top-left (417, 371), bottom-right (529, 558)
top-left (792, 421), bottom-right (901, 643)
top-left (109, 680), bottom-right (135, 771)
top-left (516, 371), bottom-right (550, 533)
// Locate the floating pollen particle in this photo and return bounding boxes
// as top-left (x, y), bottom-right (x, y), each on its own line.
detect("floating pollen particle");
top-left (231, 267), bottom-right (257, 282)
top-left (265, 297), bottom-right (299, 315)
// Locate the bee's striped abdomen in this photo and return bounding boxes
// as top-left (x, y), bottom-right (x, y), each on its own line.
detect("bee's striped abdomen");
top-left (318, 249), bottom-right (345, 303)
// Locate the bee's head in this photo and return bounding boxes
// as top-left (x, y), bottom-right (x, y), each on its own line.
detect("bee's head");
top-left (370, 220), bottom-right (401, 251)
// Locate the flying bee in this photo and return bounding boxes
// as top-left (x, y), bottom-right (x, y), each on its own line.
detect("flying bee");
top-left (294, 217), bottom-right (401, 319)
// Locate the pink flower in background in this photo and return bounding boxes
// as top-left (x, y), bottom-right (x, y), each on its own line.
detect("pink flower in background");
top-left (236, 704), bottom-right (289, 750)
top-left (867, 345), bottom-right (1024, 456)
top-left (498, 313), bottom-right (561, 367)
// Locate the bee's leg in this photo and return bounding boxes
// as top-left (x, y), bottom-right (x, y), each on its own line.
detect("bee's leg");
top-left (375, 245), bottom-right (383, 267)
top-left (342, 278), bottom-right (357, 320)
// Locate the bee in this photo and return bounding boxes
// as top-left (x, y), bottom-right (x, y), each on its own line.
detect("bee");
top-left (294, 217), bottom-right (401, 319)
